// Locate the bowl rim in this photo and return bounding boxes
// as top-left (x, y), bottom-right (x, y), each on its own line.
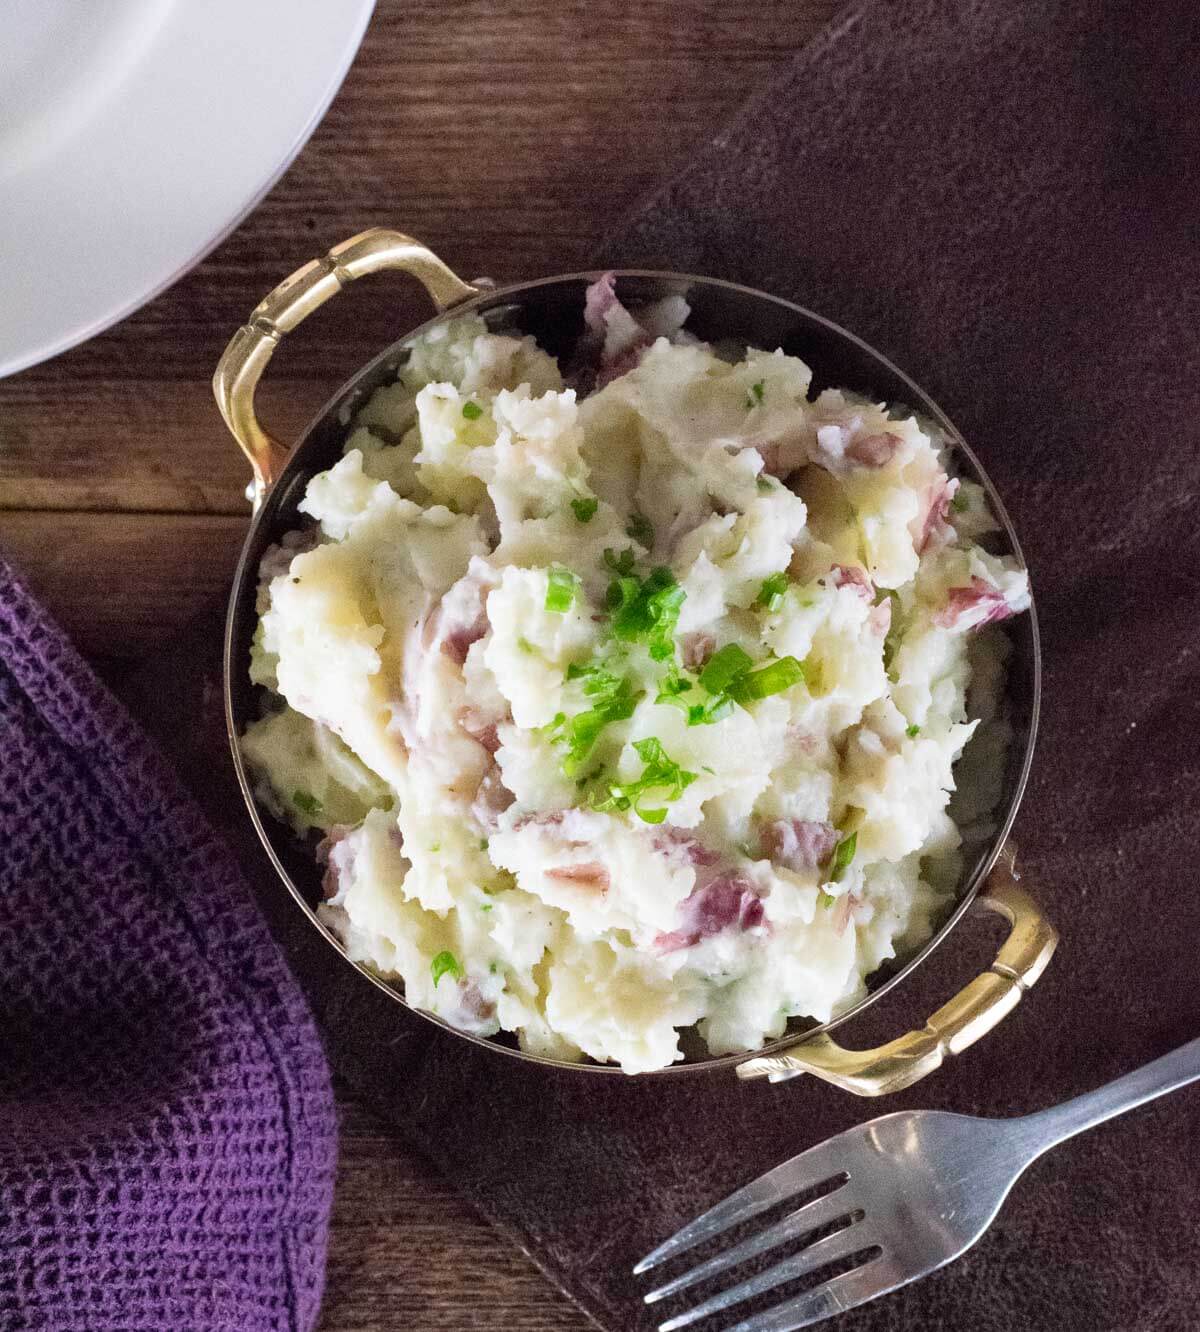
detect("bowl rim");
top-left (223, 265), bottom-right (1041, 1077)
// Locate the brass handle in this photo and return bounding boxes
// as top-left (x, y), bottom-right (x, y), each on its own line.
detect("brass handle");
top-left (212, 227), bottom-right (478, 508)
top-left (736, 854), bottom-right (1057, 1093)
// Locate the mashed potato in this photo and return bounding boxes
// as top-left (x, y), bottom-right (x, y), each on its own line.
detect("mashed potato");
top-left (241, 277), bottom-right (1030, 1073)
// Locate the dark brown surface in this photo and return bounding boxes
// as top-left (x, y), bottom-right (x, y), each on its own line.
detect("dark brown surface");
top-left (0, 3), bottom-right (834, 1328)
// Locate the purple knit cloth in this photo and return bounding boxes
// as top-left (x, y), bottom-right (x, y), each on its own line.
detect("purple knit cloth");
top-left (0, 558), bottom-right (337, 1332)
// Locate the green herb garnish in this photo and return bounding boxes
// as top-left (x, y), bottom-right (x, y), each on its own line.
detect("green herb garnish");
top-left (609, 566), bottom-right (685, 661)
top-left (480, 903), bottom-right (493, 912)
top-left (626, 511), bottom-right (655, 548)
top-left (755, 572), bottom-right (789, 612)
top-left (545, 565), bottom-right (580, 613)
top-left (950, 488), bottom-right (969, 513)
top-left (818, 890), bottom-right (836, 909)
top-left (654, 664), bottom-right (694, 706)
top-left (517, 636), bottom-right (537, 655)
top-left (549, 672), bottom-right (642, 775)
top-left (603, 546), bottom-right (636, 576)
top-left (431, 950), bottom-right (464, 985)
top-left (756, 476), bottom-right (776, 493)
top-left (826, 831), bottom-right (858, 884)
top-left (698, 644), bottom-right (754, 694)
top-left (292, 790), bottom-right (322, 817)
top-left (906, 723), bottom-right (921, 738)
top-left (747, 380), bottom-right (765, 407)
top-left (728, 656), bottom-right (806, 703)
top-left (461, 400), bottom-right (483, 421)
top-left (686, 695), bottom-right (735, 726)
top-left (571, 496), bottom-right (599, 523)
top-left (589, 736), bottom-right (697, 824)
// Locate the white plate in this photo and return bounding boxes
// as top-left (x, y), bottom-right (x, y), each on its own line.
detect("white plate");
top-left (0, 0), bottom-right (375, 377)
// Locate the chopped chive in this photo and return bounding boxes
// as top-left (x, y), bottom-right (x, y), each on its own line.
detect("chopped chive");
top-left (461, 400), bottom-right (484, 420)
top-left (431, 950), bottom-right (464, 985)
top-left (818, 890), bottom-right (836, 909)
top-left (292, 790), bottom-right (322, 817)
top-left (755, 572), bottom-right (790, 612)
top-left (757, 476), bottom-right (776, 493)
top-left (698, 644), bottom-right (753, 694)
top-left (626, 511), bottom-right (655, 548)
top-left (609, 565), bottom-right (685, 660)
top-left (687, 695), bottom-right (734, 726)
top-left (906, 723), bottom-right (921, 738)
top-left (545, 565), bottom-right (580, 613)
top-left (603, 546), bottom-right (636, 576)
top-left (571, 496), bottom-right (599, 523)
top-left (480, 903), bottom-right (493, 912)
top-left (746, 379), bottom-right (765, 408)
top-left (950, 488), bottom-right (969, 513)
top-left (588, 735), bottom-right (697, 822)
top-left (826, 831), bottom-right (858, 884)
top-left (728, 656), bottom-right (806, 703)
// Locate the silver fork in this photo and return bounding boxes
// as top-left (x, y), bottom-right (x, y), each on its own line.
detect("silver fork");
top-left (635, 1036), bottom-right (1200, 1331)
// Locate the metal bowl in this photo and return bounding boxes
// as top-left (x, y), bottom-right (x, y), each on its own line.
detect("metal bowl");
top-left (215, 228), bottom-right (1056, 1092)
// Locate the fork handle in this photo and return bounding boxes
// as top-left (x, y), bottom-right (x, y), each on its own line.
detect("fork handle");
top-left (1016, 1035), bottom-right (1200, 1159)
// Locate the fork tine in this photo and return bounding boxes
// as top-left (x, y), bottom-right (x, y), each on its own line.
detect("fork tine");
top-left (718, 1255), bottom-right (896, 1332)
top-left (655, 1220), bottom-right (873, 1332)
top-left (643, 1180), bottom-right (855, 1305)
top-left (633, 1136), bottom-right (851, 1274)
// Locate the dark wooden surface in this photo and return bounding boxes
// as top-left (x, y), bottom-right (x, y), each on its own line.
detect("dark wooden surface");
top-left (0, 2), bottom-right (837, 1326)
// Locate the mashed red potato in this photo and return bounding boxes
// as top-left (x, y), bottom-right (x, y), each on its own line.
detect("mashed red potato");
top-left (241, 277), bottom-right (1030, 1073)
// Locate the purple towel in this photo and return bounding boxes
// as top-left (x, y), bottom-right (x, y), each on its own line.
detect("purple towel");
top-left (0, 558), bottom-right (337, 1332)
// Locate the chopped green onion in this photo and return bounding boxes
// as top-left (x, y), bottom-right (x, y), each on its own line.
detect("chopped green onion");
top-left (699, 643), bottom-right (754, 694)
top-left (461, 400), bottom-right (484, 421)
top-left (609, 566), bottom-right (685, 661)
top-left (655, 665), bottom-right (694, 706)
top-left (589, 736), bottom-right (697, 822)
top-left (826, 831), bottom-right (858, 884)
top-left (292, 790), bottom-right (322, 817)
top-left (729, 655), bottom-right (806, 703)
top-left (950, 488), bottom-right (969, 513)
top-left (480, 903), bottom-right (493, 912)
top-left (603, 547), bottom-right (636, 576)
top-left (549, 673), bottom-right (642, 776)
top-left (571, 496), bottom-right (599, 523)
top-left (545, 565), bottom-right (579, 613)
top-left (626, 511), bottom-right (655, 548)
top-left (431, 950), bottom-right (464, 985)
top-left (818, 890), bottom-right (836, 909)
top-left (755, 572), bottom-right (790, 612)
top-left (906, 723), bottom-right (921, 738)
top-left (746, 379), bottom-right (765, 407)
top-left (756, 476), bottom-right (776, 493)
top-left (686, 695), bottom-right (734, 726)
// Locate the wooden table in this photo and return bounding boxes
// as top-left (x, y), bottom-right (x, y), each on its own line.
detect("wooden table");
top-left (0, 2), bottom-right (835, 1325)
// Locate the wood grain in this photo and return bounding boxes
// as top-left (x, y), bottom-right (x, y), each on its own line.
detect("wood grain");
top-left (0, 0), bottom-right (834, 1325)
top-left (322, 1091), bottom-right (595, 1332)
top-left (0, 512), bottom-right (244, 658)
